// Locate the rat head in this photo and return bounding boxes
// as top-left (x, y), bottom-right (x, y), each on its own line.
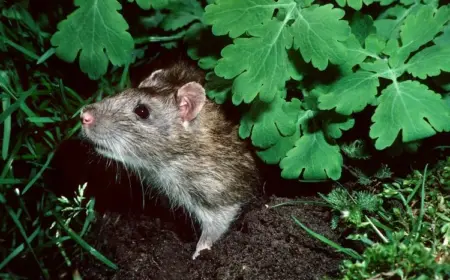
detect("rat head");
top-left (80, 66), bottom-right (206, 167)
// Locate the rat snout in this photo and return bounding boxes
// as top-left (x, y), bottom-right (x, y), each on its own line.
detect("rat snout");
top-left (80, 106), bottom-right (95, 126)
top-left (81, 111), bottom-right (94, 125)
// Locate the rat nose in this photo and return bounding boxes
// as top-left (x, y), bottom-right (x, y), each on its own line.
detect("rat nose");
top-left (80, 111), bottom-right (94, 125)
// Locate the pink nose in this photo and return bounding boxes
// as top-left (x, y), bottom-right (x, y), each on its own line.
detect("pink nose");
top-left (81, 111), bottom-right (94, 125)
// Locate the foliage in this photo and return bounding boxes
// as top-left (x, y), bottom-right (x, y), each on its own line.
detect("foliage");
top-left (319, 187), bottom-right (382, 229)
top-left (34, 0), bottom-right (450, 181)
top-left (1, 0), bottom-right (450, 278)
top-left (0, 1), bottom-right (128, 277)
top-left (51, 0), bottom-right (135, 80)
top-left (200, 0), bottom-right (450, 180)
top-left (287, 157), bottom-right (450, 279)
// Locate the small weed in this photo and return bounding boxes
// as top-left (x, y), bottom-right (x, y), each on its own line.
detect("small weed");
top-left (284, 157), bottom-right (450, 279)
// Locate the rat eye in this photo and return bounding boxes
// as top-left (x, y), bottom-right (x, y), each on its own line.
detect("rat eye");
top-left (134, 104), bottom-right (150, 119)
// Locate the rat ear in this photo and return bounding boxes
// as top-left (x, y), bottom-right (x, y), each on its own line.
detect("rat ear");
top-left (138, 69), bottom-right (164, 88)
top-left (176, 82), bottom-right (206, 122)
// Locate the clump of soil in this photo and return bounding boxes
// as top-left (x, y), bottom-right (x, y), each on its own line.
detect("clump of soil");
top-left (76, 196), bottom-right (343, 280)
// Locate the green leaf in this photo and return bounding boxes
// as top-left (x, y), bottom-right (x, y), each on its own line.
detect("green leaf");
top-left (130, 0), bottom-right (174, 10)
top-left (388, 5), bottom-right (450, 67)
top-left (204, 0), bottom-right (290, 38)
top-left (256, 119), bottom-right (301, 165)
top-left (338, 35), bottom-right (367, 74)
top-left (335, 0), bottom-right (374, 11)
top-left (370, 81), bottom-right (450, 150)
top-left (373, 4), bottom-right (423, 40)
top-left (350, 11), bottom-right (377, 44)
top-left (2, 97), bottom-right (11, 160)
top-left (239, 94), bottom-right (301, 148)
top-left (214, 19), bottom-right (294, 104)
top-left (291, 4), bottom-right (351, 70)
top-left (318, 71), bottom-right (379, 115)
top-left (434, 23), bottom-right (450, 46)
top-left (205, 72), bottom-right (232, 104)
top-left (51, 0), bottom-right (134, 79)
top-left (161, 0), bottom-right (203, 31)
top-left (406, 44), bottom-right (450, 79)
top-left (322, 114), bottom-right (355, 139)
top-left (280, 128), bottom-right (343, 180)
top-left (36, 48), bottom-right (56, 65)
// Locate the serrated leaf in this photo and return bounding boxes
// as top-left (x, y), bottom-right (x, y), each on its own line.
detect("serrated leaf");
top-left (239, 95), bottom-right (301, 148)
top-left (215, 19), bottom-right (294, 104)
top-left (323, 114), bottom-right (355, 139)
top-left (203, 0), bottom-right (292, 38)
top-left (389, 5), bottom-right (450, 67)
top-left (338, 34), bottom-right (367, 74)
top-left (434, 24), bottom-right (450, 46)
top-left (51, 0), bottom-right (134, 80)
top-left (280, 129), bottom-right (343, 180)
top-left (335, 0), bottom-right (367, 11)
top-left (370, 81), bottom-right (450, 150)
top-left (257, 117), bottom-right (301, 164)
top-left (360, 60), bottom-right (404, 80)
top-left (318, 71), bottom-right (379, 115)
top-left (291, 4), bottom-right (351, 70)
top-left (406, 44), bottom-right (450, 79)
top-left (373, 4), bottom-right (423, 40)
top-left (350, 12), bottom-right (377, 44)
top-left (161, 0), bottom-right (203, 31)
top-left (364, 33), bottom-right (386, 55)
top-left (161, 13), bottom-right (198, 31)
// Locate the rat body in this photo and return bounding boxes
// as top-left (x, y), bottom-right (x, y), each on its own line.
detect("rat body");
top-left (80, 61), bottom-right (261, 259)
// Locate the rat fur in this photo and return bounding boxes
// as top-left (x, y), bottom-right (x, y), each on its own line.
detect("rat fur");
top-left (80, 60), bottom-right (261, 259)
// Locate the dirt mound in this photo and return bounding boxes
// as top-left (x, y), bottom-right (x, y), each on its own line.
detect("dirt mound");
top-left (77, 196), bottom-right (343, 280)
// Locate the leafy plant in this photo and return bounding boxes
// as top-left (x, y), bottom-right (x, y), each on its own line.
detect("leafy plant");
top-left (319, 187), bottom-right (382, 229)
top-left (40, 0), bottom-right (450, 181)
top-left (286, 158), bottom-right (450, 279)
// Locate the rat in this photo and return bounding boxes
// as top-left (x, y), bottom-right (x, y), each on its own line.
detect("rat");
top-left (79, 60), bottom-right (261, 259)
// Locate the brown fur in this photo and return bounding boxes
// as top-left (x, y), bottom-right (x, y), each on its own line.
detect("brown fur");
top-left (80, 60), bottom-right (261, 259)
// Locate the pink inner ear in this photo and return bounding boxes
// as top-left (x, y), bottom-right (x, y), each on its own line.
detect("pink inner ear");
top-left (177, 82), bottom-right (206, 122)
top-left (179, 98), bottom-right (190, 120)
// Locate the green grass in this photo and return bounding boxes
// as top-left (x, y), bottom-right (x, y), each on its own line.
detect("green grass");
top-left (282, 157), bottom-right (450, 279)
top-left (0, 3), bottom-right (125, 278)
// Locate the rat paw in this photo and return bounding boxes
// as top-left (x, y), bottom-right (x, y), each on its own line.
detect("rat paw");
top-left (192, 242), bottom-right (211, 260)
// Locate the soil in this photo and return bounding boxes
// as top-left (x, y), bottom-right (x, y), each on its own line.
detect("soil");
top-left (75, 196), bottom-right (343, 280)
top-left (46, 140), bottom-right (345, 280)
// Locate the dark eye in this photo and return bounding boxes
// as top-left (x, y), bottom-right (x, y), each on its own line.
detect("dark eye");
top-left (134, 104), bottom-right (150, 119)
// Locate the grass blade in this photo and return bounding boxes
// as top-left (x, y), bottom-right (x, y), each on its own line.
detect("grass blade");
top-left (26, 116), bottom-right (62, 123)
top-left (36, 48), bottom-right (56, 64)
top-left (292, 215), bottom-right (362, 260)
top-left (1, 132), bottom-right (24, 178)
top-left (0, 226), bottom-right (40, 270)
top-left (2, 96), bottom-right (11, 160)
top-left (2, 203), bottom-right (49, 278)
top-left (20, 103), bottom-right (44, 128)
top-left (269, 199), bottom-right (328, 209)
top-left (1, 36), bottom-right (39, 60)
top-left (22, 151), bottom-right (55, 194)
top-left (0, 178), bottom-right (25, 184)
top-left (0, 88), bottom-right (34, 124)
top-left (412, 164), bottom-right (428, 242)
top-left (53, 212), bottom-right (118, 270)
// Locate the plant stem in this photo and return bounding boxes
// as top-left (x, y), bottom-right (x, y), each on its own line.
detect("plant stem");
top-left (366, 216), bottom-right (389, 243)
top-left (134, 31), bottom-right (186, 44)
